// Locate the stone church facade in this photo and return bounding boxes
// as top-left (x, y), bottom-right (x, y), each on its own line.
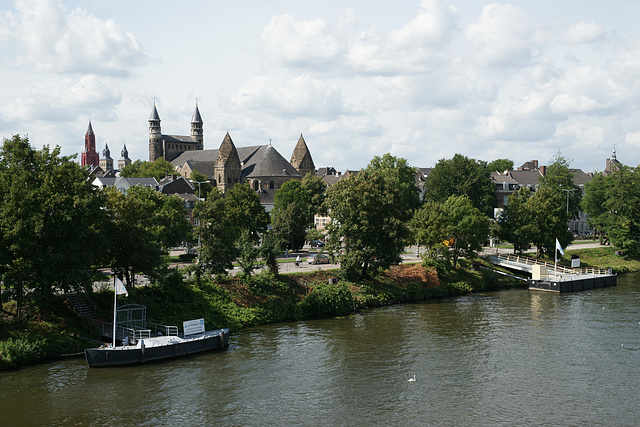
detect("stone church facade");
top-left (150, 104), bottom-right (316, 200)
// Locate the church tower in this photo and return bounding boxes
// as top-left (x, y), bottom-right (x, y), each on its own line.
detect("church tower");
top-left (215, 132), bottom-right (242, 193)
top-left (149, 103), bottom-right (163, 161)
top-left (118, 144), bottom-right (132, 170)
top-left (100, 143), bottom-right (113, 172)
top-left (190, 103), bottom-right (204, 150)
top-left (81, 121), bottom-right (99, 167)
top-left (290, 134), bottom-right (315, 177)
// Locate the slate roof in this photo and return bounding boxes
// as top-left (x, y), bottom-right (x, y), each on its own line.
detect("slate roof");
top-left (569, 169), bottom-right (592, 186)
top-left (171, 143), bottom-right (300, 179)
top-left (191, 105), bottom-right (203, 123)
top-left (162, 134), bottom-right (199, 143)
top-left (507, 170), bottom-right (542, 188)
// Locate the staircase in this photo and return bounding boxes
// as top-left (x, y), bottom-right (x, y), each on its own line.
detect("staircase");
top-left (67, 293), bottom-right (96, 318)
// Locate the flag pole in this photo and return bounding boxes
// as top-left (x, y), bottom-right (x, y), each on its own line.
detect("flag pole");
top-left (112, 275), bottom-right (117, 348)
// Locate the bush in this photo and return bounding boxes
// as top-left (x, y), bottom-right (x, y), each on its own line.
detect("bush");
top-left (298, 281), bottom-right (354, 318)
top-left (0, 338), bottom-right (46, 370)
top-left (422, 257), bottom-right (451, 278)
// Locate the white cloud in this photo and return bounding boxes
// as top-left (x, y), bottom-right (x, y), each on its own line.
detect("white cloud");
top-left (566, 22), bottom-right (608, 44)
top-left (9, 0), bottom-right (146, 74)
top-left (549, 66), bottom-right (625, 114)
top-left (1, 75), bottom-right (121, 122)
top-left (231, 74), bottom-right (345, 119)
top-left (261, 14), bottom-right (344, 68)
top-left (465, 3), bottom-right (537, 68)
top-left (625, 131), bottom-right (640, 148)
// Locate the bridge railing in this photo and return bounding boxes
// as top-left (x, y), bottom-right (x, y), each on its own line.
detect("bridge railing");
top-left (491, 254), bottom-right (611, 276)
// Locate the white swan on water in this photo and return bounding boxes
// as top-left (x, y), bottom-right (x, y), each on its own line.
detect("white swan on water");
top-left (408, 375), bottom-right (416, 382)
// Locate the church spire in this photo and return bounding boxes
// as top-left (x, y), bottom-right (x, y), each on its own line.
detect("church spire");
top-left (290, 133), bottom-right (315, 177)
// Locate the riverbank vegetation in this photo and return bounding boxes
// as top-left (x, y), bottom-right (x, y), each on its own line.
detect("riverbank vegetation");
top-left (0, 259), bottom-right (523, 370)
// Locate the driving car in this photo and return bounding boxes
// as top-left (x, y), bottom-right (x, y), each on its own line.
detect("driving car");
top-left (307, 253), bottom-right (330, 264)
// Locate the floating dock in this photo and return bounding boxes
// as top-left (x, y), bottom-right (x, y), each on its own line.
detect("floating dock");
top-left (528, 273), bottom-right (617, 292)
top-left (488, 254), bottom-right (617, 293)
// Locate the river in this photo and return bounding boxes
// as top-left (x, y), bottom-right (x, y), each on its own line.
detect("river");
top-left (2, 274), bottom-right (640, 426)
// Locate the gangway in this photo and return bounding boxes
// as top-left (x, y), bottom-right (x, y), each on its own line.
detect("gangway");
top-left (487, 253), bottom-right (616, 292)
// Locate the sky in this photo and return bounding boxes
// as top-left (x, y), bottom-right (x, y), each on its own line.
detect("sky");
top-left (1, 0), bottom-right (640, 173)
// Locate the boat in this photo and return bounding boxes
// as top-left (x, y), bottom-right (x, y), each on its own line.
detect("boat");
top-left (85, 277), bottom-right (230, 367)
top-left (85, 327), bottom-right (230, 367)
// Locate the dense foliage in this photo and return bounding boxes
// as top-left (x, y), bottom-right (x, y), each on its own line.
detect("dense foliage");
top-left (497, 154), bottom-right (575, 258)
top-left (582, 165), bottom-right (640, 258)
top-left (0, 135), bottom-right (107, 312)
top-left (120, 158), bottom-right (178, 181)
top-left (104, 186), bottom-right (191, 288)
top-left (325, 154), bottom-right (420, 280)
top-left (424, 153), bottom-right (496, 216)
top-left (412, 195), bottom-right (489, 268)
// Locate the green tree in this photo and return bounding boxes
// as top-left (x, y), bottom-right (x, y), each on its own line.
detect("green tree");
top-left (120, 158), bottom-right (178, 181)
top-left (412, 195), bottom-right (489, 268)
top-left (580, 172), bottom-right (608, 243)
top-left (525, 185), bottom-right (572, 258)
top-left (487, 158), bottom-right (514, 172)
top-left (497, 187), bottom-right (534, 253)
top-left (272, 202), bottom-right (308, 251)
top-left (325, 154), bottom-right (419, 280)
top-left (0, 135), bottom-right (107, 312)
top-left (272, 180), bottom-right (309, 250)
top-left (301, 172), bottom-right (327, 217)
top-left (424, 153), bottom-right (496, 216)
top-left (104, 186), bottom-right (191, 288)
top-left (582, 166), bottom-right (640, 257)
top-left (540, 152), bottom-right (581, 219)
top-left (225, 183), bottom-right (269, 239)
top-left (226, 183), bottom-right (269, 277)
top-left (259, 230), bottom-right (283, 274)
top-left (192, 190), bottom-right (238, 275)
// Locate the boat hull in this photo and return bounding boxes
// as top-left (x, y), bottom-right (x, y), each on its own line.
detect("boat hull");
top-left (85, 328), bottom-right (229, 367)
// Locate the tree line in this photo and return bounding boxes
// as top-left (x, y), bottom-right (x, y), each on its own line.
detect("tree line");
top-left (2, 134), bottom-right (639, 314)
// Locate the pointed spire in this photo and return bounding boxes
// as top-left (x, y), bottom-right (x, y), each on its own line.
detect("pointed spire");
top-left (191, 103), bottom-right (203, 124)
top-left (612, 145), bottom-right (617, 161)
top-left (121, 144), bottom-right (129, 159)
top-left (149, 103), bottom-right (160, 121)
top-left (102, 143), bottom-right (111, 159)
top-left (86, 120), bottom-right (94, 135)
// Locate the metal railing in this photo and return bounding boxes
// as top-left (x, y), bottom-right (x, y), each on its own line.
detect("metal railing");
top-left (490, 254), bottom-right (612, 276)
top-left (92, 319), bottom-right (178, 344)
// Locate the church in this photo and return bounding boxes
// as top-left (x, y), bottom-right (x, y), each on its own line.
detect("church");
top-left (149, 104), bottom-right (316, 206)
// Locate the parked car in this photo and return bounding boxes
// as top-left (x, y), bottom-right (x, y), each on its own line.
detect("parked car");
top-left (310, 240), bottom-right (325, 248)
top-left (307, 253), bottom-right (330, 264)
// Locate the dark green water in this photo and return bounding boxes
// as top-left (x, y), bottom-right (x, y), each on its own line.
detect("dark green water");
top-left (2, 274), bottom-right (640, 426)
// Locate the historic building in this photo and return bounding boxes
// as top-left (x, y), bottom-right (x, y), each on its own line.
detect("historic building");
top-left (99, 143), bottom-right (113, 172)
top-left (153, 103), bottom-right (316, 207)
top-left (149, 103), bottom-right (204, 162)
top-left (118, 145), bottom-right (132, 170)
top-left (82, 121), bottom-right (99, 167)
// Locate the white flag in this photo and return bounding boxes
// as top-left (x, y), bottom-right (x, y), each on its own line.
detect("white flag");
top-left (115, 277), bottom-right (128, 296)
top-left (555, 238), bottom-right (564, 256)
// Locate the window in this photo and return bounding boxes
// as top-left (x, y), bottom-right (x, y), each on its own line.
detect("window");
top-left (269, 181), bottom-right (275, 190)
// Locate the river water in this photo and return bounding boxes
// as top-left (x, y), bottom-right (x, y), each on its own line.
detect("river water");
top-left (2, 274), bottom-right (640, 426)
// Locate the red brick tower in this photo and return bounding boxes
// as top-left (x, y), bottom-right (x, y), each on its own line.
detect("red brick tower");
top-left (82, 121), bottom-right (99, 167)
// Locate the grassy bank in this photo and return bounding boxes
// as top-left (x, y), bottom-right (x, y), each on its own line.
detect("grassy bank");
top-left (2, 246), bottom-right (635, 371)
top-left (563, 246), bottom-right (640, 273)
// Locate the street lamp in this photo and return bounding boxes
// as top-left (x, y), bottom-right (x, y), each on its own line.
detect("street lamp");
top-left (190, 179), bottom-right (210, 200)
top-left (190, 179), bottom-right (210, 257)
top-left (560, 188), bottom-right (577, 215)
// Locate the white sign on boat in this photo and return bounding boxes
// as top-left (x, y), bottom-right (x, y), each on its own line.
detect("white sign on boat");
top-left (183, 318), bottom-right (205, 336)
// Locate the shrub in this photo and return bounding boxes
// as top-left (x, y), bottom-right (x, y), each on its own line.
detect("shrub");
top-left (0, 338), bottom-right (46, 370)
top-left (298, 281), bottom-right (354, 318)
